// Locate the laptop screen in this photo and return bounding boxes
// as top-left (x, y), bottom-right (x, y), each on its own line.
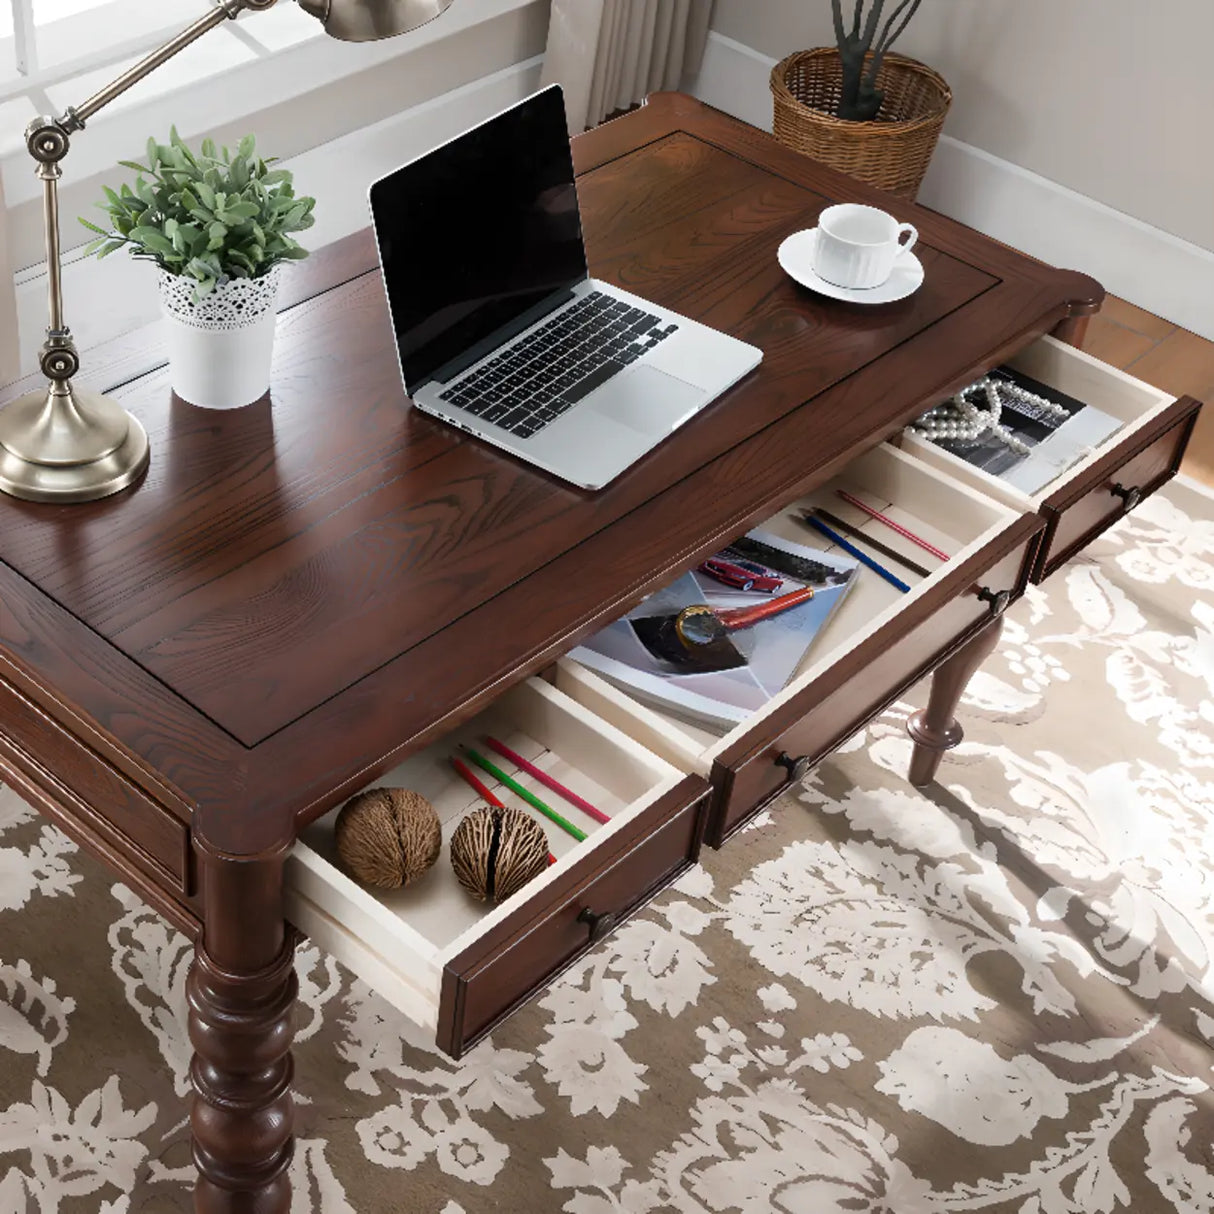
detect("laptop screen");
top-left (370, 85), bottom-right (589, 392)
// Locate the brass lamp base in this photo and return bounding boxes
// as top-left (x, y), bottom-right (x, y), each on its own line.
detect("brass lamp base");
top-left (0, 382), bottom-right (149, 503)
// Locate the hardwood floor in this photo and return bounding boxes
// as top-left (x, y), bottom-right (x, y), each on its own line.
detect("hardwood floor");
top-left (1080, 297), bottom-right (1214, 486)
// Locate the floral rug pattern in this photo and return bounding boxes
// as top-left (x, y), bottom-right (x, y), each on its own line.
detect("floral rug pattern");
top-left (1, 483), bottom-right (1213, 1212)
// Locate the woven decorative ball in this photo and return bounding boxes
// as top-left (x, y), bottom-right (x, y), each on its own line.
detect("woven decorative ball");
top-left (334, 788), bottom-right (442, 890)
top-left (450, 805), bottom-right (548, 904)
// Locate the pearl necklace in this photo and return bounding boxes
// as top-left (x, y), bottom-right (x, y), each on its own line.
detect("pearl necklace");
top-left (910, 376), bottom-right (1070, 456)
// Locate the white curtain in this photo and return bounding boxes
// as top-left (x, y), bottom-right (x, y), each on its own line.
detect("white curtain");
top-left (542, 0), bottom-right (714, 133)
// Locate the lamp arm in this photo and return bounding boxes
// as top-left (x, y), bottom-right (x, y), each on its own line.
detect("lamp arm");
top-left (27, 0), bottom-right (279, 168)
top-left (68, 0), bottom-right (278, 132)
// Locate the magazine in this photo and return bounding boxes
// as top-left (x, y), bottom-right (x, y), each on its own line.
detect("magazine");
top-left (569, 528), bottom-right (860, 730)
top-left (926, 366), bottom-right (1124, 495)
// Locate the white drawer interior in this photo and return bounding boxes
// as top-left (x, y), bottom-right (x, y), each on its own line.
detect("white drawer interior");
top-left (897, 335), bottom-right (1176, 510)
top-left (286, 677), bottom-right (683, 1028)
top-left (556, 441), bottom-right (1020, 774)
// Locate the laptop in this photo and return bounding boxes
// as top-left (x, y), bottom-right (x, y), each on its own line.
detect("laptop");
top-left (368, 84), bottom-right (763, 490)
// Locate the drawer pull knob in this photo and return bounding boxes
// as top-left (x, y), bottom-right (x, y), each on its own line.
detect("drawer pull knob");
top-left (978, 586), bottom-right (1011, 618)
top-left (577, 906), bottom-right (618, 943)
top-left (774, 751), bottom-right (812, 783)
top-left (1110, 482), bottom-right (1142, 511)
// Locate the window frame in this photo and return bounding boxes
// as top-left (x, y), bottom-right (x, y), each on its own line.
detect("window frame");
top-left (0, 0), bottom-right (543, 272)
top-left (0, 1), bottom-right (299, 105)
top-left (1, 0), bottom-right (544, 389)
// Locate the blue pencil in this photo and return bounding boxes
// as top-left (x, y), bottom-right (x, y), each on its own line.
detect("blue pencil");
top-left (799, 512), bottom-right (912, 593)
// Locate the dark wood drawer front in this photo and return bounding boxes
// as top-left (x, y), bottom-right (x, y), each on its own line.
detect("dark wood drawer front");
top-left (439, 775), bottom-right (708, 1057)
top-left (1037, 395), bottom-right (1201, 580)
top-left (708, 520), bottom-right (1040, 843)
top-left (0, 674), bottom-right (188, 891)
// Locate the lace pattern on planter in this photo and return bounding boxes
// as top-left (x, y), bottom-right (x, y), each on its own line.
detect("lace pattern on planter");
top-left (158, 266), bottom-right (281, 332)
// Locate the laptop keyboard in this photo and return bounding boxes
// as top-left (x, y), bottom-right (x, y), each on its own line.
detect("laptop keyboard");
top-left (437, 291), bottom-right (678, 438)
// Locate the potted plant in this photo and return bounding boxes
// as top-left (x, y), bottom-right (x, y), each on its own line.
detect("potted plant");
top-left (769, 0), bottom-right (951, 199)
top-left (81, 129), bottom-right (316, 409)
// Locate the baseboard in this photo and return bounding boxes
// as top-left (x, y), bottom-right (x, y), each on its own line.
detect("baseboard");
top-left (685, 32), bottom-right (779, 134)
top-left (13, 55), bottom-right (545, 382)
top-left (917, 140), bottom-right (1214, 343)
top-left (1175, 472), bottom-right (1214, 505)
top-left (686, 31), bottom-right (1214, 342)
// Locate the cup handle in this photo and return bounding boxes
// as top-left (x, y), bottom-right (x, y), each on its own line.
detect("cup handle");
top-left (897, 223), bottom-right (918, 253)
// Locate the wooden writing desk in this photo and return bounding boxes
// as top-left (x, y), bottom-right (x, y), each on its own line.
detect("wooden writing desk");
top-left (0, 95), bottom-right (1199, 1211)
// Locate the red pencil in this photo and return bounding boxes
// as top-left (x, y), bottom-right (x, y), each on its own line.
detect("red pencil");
top-left (451, 756), bottom-right (504, 807)
top-left (484, 736), bottom-right (611, 825)
top-left (450, 756), bottom-right (556, 864)
top-left (835, 489), bottom-right (949, 562)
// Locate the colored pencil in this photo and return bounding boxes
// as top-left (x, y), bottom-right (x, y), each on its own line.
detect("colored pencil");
top-left (450, 756), bottom-right (556, 864)
top-left (461, 747), bottom-right (588, 842)
top-left (835, 489), bottom-right (950, 561)
top-left (800, 508), bottom-right (933, 578)
top-left (484, 736), bottom-right (610, 825)
top-left (800, 513), bottom-right (911, 593)
top-left (450, 755), bottom-right (505, 807)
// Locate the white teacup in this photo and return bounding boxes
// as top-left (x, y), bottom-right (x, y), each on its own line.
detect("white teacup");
top-left (812, 203), bottom-right (918, 290)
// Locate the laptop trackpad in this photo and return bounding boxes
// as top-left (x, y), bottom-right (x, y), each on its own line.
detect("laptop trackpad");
top-left (588, 366), bottom-right (706, 438)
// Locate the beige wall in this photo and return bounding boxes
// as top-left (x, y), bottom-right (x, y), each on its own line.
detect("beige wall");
top-left (711, 0), bottom-right (1214, 250)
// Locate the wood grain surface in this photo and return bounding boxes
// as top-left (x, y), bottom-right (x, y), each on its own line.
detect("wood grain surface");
top-left (0, 93), bottom-right (1104, 855)
top-left (0, 131), bottom-right (997, 747)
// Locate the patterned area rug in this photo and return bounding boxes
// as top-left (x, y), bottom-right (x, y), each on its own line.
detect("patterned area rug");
top-left (2, 483), bottom-right (1213, 1213)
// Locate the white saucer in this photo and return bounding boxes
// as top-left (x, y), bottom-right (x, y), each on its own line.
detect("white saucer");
top-left (777, 227), bottom-right (924, 304)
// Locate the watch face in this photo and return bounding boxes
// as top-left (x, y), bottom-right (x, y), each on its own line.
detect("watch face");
top-left (675, 605), bottom-right (727, 647)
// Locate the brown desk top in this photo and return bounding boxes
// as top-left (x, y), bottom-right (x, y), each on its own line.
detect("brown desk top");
top-left (0, 94), bottom-right (1099, 854)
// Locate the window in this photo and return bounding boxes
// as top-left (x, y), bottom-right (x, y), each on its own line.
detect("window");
top-left (0, 0), bottom-right (539, 375)
top-left (0, 0), bottom-right (322, 139)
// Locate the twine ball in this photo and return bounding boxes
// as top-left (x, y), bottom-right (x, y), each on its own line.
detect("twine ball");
top-left (450, 805), bottom-right (548, 904)
top-left (334, 788), bottom-right (442, 890)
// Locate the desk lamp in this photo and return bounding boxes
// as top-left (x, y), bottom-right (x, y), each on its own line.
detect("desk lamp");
top-left (0, 0), bottom-right (456, 503)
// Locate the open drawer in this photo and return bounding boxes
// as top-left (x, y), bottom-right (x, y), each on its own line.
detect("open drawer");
top-left (286, 677), bottom-right (708, 1058)
top-left (898, 335), bottom-right (1201, 580)
top-left (557, 442), bottom-right (1042, 845)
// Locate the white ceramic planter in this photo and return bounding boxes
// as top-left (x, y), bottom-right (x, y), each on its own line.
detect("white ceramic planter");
top-left (159, 266), bottom-right (282, 410)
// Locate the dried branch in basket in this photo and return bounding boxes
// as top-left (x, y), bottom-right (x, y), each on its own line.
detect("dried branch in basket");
top-left (830, 0), bottom-right (924, 121)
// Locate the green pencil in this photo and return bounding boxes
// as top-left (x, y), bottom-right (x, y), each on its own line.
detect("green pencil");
top-left (461, 746), bottom-right (588, 842)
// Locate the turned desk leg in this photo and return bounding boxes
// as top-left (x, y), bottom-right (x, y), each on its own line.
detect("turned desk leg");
top-left (188, 836), bottom-right (296, 1213)
top-left (1051, 314), bottom-right (1091, 349)
top-left (907, 616), bottom-right (1004, 787)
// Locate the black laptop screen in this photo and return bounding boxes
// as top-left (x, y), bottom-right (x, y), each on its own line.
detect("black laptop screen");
top-left (370, 86), bottom-right (588, 392)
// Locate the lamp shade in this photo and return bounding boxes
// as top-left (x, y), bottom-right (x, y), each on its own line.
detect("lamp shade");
top-left (296, 0), bottom-right (457, 41)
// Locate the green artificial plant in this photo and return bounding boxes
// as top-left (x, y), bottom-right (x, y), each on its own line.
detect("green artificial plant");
top-left (831, 0), bottom-right (924, 122)
top-left (80, 128), bottom-right (315, 298)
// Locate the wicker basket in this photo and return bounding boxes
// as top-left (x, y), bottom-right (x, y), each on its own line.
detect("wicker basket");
top-left (770, 48), bottom-right (951, 200)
